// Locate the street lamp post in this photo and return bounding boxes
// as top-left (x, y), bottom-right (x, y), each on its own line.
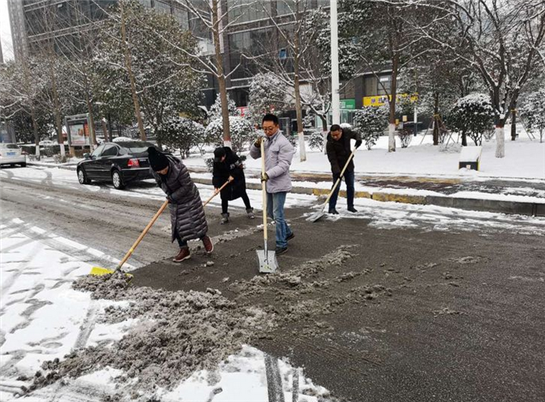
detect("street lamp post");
top-left (330, 0), bottom-right (340, 125)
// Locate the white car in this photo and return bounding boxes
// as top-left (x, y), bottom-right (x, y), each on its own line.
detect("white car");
top-left (0, 143), bottom-right (27, 167)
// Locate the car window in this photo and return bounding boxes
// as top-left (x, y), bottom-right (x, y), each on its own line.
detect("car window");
top-left (5, 144), bottom-right (19, 149)
top-left (117, 142), bottom-right (155, 154)
top-left (101, 145), bottom-right (118, 157)
top-left (92, 144), bottom-right (105, 157)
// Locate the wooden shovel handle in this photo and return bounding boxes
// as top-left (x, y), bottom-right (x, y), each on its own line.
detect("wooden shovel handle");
top-left (261, 140), bottom-right (268, 243)
top-left (202, 179), bottom-right (230, 207)
top-left (116, 200), bottom-right (169, 271)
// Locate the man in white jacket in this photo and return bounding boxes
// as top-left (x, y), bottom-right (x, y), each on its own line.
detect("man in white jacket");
top-left (250, 114), bottom-right (295, 255)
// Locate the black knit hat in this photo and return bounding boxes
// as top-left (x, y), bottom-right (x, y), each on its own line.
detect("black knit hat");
top-left (147, 147), bottom-right (169, 171)
top-left (213, 147), bottom-right (226, 163)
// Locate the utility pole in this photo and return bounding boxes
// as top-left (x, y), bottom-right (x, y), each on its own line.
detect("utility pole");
top-left (120, 1), bottom-right (147, 141)
top-left (330, 0), bottom-right (340, 125)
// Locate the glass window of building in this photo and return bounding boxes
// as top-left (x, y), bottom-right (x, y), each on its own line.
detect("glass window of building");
top-left (277, 0), bottom-right (295, 16)
top-left (138, 0), bottom-right (152, 7)
top-left (173, 7), bottom-right (189, 30)
top-left (229, 28), bottom-right (273, 79)
top-left (228, 0), bottom-right (271, 24)
top-left (154, 1), bottom-right (171, 14)
top-left (377, 76), bottom-right (391, 95)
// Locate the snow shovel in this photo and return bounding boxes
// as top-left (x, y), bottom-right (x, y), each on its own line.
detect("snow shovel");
top-left (256, 140), bottom-right (278, 274)
top-left (202, 179), bottom-right (231, 207)
top-left (90, 199), bottom-right (169, 276)
top-left (307, 148), bottom-right (357, 223)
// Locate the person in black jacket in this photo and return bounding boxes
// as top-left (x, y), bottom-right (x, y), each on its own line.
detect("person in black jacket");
top-left (326, 124), bottom-right (362, 214)
top-left (148, 147), bottom-right (213, 263)
top-left (212, 147), bottom-right (254, 224)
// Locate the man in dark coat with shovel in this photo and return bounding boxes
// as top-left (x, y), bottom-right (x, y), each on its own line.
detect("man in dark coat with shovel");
top-left (326, 124), bottom-right (362, 214)
top-left (148, 147), bottom-right (213, 262)
top-left (212, 146), bottom-right (255, 224)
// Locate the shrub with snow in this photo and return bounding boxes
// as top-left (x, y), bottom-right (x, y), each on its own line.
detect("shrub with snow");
top-left (520, 90), bottom-right (545, 143)
top-left (446, 93), bottom-right (494, 146)
top-left (247, 73), bottom-right (290, 125)
top-left (308, 131), bottom-right (326, 151)
top-left (208, 94), bottom-right (239, 121)
top-left (205, 116), bottom-right (254, 153)
top-left (353, 106), bottom-right (388, 150)
top-left (158, 117), bottom-right (205, 158)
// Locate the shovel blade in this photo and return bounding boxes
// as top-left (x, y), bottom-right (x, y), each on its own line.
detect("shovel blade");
top-left (306, 206), bottom-right (326, 222)
top-left (256, 250), bottom-right (278, 274)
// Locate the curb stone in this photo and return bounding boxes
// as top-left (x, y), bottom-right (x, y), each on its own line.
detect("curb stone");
top-left (27, 162), bottom-right (545, 217)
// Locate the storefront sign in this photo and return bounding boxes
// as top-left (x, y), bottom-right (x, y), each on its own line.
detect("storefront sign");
top-left (363, 93), bottom-right (418, 107)
top-left (340, 99), bottom-right (356, 109)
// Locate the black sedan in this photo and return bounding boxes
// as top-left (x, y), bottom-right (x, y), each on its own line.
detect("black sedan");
top-left (77, 141), bottom-right (157, 189)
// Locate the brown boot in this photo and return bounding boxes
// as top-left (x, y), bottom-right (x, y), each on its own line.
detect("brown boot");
top-left (202, 235), bottom-right (214, 254)
top-left (173, 247), bottom-right (190, 262)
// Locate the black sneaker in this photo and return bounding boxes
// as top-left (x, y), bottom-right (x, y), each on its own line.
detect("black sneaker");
top-left (275, 246), bottom-right (288, 255)
top-left (286, 233), bottom-right (295, 241)
top-left (328, 208), bottom-right (339, 215)
top-left (347, 207), bottom-right (358, 213)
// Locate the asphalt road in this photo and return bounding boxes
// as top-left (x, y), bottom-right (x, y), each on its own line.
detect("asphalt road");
top-left (1, 166), bottom-right (544, 402)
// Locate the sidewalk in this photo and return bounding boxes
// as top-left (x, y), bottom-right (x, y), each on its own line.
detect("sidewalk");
top-left (27, 161), bottom-right (545, 217)
top-left (188, 166), bottom-right (545, 217)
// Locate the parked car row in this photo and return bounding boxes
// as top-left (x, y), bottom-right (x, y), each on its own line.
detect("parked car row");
top-left (77, 141), bottom-right (158, 189)
top-left (0, 143), bottom-right (26, 167)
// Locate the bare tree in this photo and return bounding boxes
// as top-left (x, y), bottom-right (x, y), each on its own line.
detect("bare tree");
top-left (176, 0), bottom-right (250, 147)
top-left (406, 0), bottom-right (545, 157)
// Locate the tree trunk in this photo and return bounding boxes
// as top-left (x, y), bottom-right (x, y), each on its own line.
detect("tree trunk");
top-left (495, 124), bottom-right (505, 158)
top-left (461, 131), bottom-right (467, 146)
top-left (388, 55), bottom-right (399, 152)
top-left (49, 57), bottom-right (65, 160)
top-left (211, 0), bottom-right (230, 146)
top-left (84, 90), bottom-right (97, 150)
top-left (293, 11), bottom-right (306, 162)
top-left (433, 92), bottom-right (439, 146)
top-left (101, 118), bottom-right (109, 143)
top-left (30, 105), bottom-right (40, 159)
top-left (121, 2), bottom-right (146, 141)
top-left (511, 104), bottom-right (517, 141)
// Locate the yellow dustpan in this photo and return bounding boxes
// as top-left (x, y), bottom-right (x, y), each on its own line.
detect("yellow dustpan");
top-left (90, 199), bottom-right (169, 276)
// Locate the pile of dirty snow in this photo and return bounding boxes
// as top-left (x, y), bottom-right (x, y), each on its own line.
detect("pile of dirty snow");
top-left (29, 272), bottom-right (273, 394)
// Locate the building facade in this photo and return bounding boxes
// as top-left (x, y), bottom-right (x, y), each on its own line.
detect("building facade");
top-left (7, 0), bottom-right (391, 129)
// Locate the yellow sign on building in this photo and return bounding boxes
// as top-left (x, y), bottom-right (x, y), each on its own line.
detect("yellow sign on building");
top-left (363, 93), bottom-right (418, 107)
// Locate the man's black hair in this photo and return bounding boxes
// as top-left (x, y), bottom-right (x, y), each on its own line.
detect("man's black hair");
top-left (262, 113), bottom-right (279, 125)
top-left (330, 124), bottom-right (342, 132)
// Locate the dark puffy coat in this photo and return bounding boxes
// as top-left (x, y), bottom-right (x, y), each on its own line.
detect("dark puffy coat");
top-left (212, 147), bottom-right (247, 201)
top-left (326, 128), bottom-right (361, 174)
top-left (152, 155), bottom-right (208, 242)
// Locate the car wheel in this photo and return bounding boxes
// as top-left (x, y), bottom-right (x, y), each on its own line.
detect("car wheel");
top-left (78, 168), bottom-right (91, 185)
top-left (112, 170), bottom-right (125, 190)
top-left (20, 162), bottom-right (26, 167)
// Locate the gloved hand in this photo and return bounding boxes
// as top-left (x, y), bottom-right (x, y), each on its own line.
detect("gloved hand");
top-left (261, 173), bottom-right (269, 182)
top-left (254, 136), bottom-right (264, 148)
top-left (166, 195), bottom-right (174, 203)
top-left (355, 140), bottom-right (362, 149)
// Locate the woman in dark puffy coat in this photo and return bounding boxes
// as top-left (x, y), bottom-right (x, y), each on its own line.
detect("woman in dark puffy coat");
top-left (212, 146), bottom-right (254, 224)
top-left (148, 147), bottom-right (213, 262)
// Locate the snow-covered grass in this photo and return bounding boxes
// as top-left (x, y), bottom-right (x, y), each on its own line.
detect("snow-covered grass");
top-left (183, 126), bottom-right (545, 180)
